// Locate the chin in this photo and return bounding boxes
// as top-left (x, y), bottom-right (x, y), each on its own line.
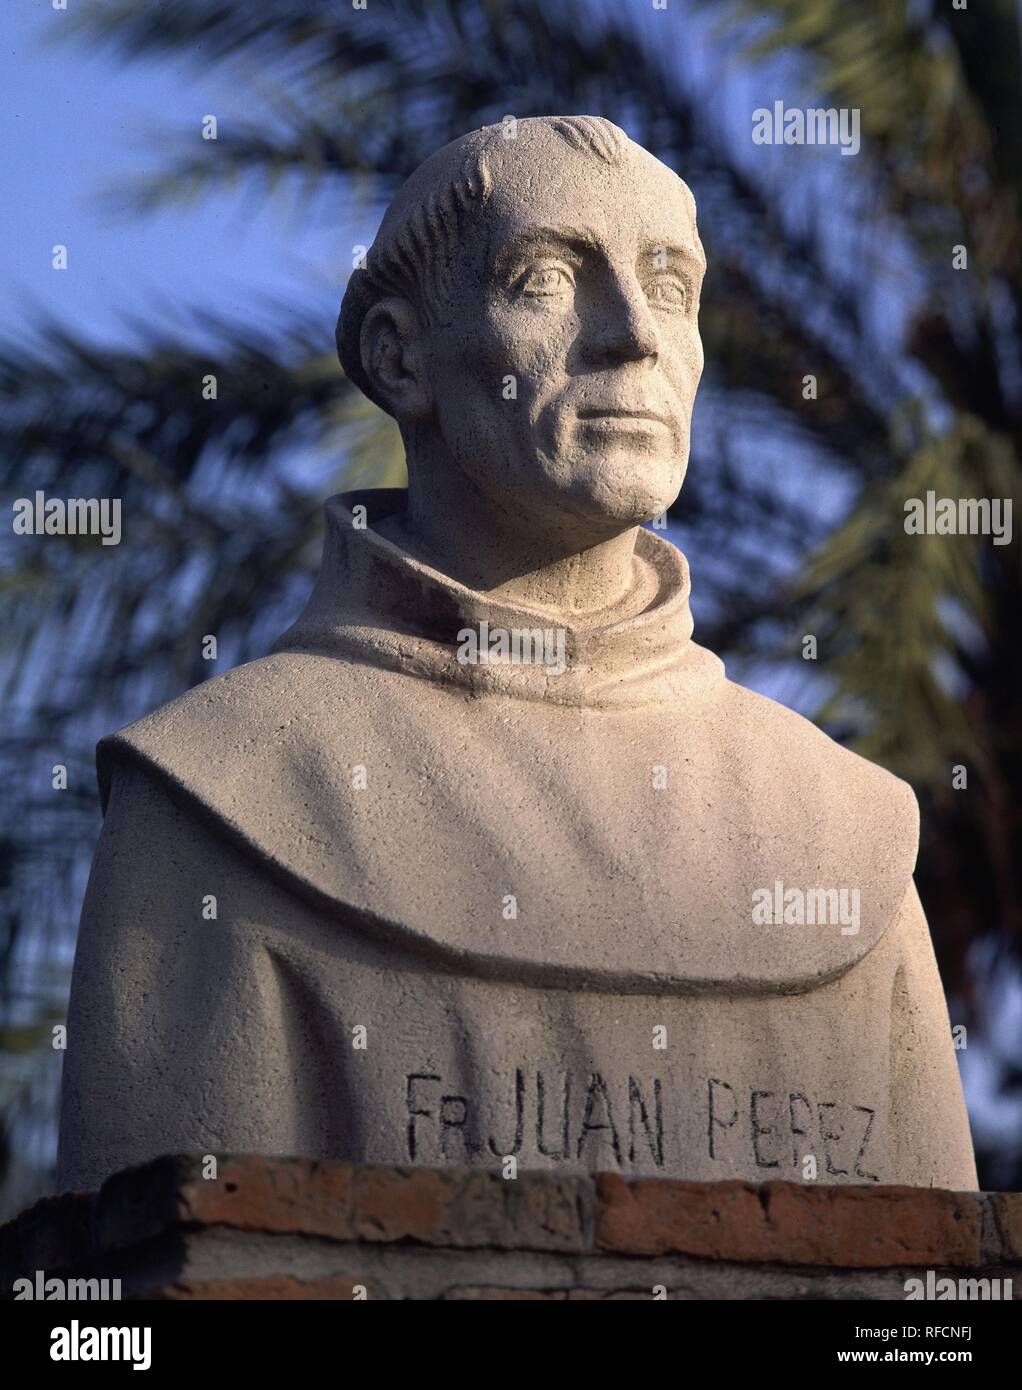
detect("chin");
top-left (572, 455), bottom-right (686, 528)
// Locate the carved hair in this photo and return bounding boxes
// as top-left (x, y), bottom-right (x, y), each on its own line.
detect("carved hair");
top-left (336, 116), bottom-right (630, 412)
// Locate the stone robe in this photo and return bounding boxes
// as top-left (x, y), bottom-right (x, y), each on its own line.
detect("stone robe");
top-left (57, 490), bottom-right (977, 1192)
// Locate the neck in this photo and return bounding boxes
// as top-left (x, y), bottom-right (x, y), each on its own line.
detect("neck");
top-left (376, 465), bottom-right (652, 623)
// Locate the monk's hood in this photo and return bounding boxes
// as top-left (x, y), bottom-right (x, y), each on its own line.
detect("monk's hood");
top-left (98, 490), bottom-right (919, 995)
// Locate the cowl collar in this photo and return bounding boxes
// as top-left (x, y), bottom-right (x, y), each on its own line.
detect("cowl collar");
top-left (274, 488), bottom-right (723, 708)
top-left (100, 492), bottom-right (915, 992)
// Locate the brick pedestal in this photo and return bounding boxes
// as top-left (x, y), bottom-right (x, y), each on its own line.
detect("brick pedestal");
top-left (2, 1157), bottom-right (1019, 1300)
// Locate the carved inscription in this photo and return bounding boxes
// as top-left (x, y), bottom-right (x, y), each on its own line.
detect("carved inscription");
top-left (706, 1077), bottom-right (878, 1180)
top-left (403, 1069), bottom-right (880, 1178)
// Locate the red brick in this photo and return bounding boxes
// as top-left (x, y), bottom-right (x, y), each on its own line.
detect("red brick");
top-left (350, 1166), bottom-right (585, 1251)
top-left (97, 1156), bottom-right (586, 1254)
top-left (595, 1175), bottom-right (982, 1268)
top-left (177, 1157), bottom-right (355, 1240)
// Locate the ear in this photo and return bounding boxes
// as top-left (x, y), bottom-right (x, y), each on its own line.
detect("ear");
top-left (359, 297), bottom-right (431, 421)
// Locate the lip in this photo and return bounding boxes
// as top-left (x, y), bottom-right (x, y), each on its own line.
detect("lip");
top-left (576, 407), bottom-right (672, 430)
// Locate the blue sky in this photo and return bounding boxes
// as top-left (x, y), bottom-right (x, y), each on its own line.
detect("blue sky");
top-left (2, 0), bottom-right (356, 353)
top-left (1, 1), bottom-right (910, 361)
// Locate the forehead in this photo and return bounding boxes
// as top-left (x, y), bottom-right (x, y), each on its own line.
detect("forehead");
top-left (481, 137), bottom-right (702, 265)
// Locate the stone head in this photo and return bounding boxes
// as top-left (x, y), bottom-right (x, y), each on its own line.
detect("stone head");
top-left (337, 116), bottom-right (706, 539)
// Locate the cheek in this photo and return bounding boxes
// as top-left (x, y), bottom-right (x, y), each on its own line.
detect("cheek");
top-left (480, 305), bottom-right (575, 404)
top-left (429, 317), bottom-right (548, 458)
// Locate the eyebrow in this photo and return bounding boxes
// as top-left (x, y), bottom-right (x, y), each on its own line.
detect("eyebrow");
top-left (492, 226), bottom-right (704, 271)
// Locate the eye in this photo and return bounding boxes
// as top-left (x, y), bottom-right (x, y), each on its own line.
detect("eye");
top-left (645, 275), bottom-right (689, 310)
top-left (517, 262), bottom-right (575, 299)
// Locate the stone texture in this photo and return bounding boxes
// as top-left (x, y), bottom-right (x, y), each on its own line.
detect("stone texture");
top-left (57, 117), bottom-right (977, 1198)
top-left (444, 1286), bottom-right (566, 1300)
top-left (160, 1274), bottom-right (368, 1300)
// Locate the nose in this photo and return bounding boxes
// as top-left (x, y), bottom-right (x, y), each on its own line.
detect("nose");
top-left (582, 269), bottom-right (659, 368)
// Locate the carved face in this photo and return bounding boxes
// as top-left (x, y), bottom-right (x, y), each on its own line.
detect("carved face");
top-left (422, 132), bottom-right (705, 533)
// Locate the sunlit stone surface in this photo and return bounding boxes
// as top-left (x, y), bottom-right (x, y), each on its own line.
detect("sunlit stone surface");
top-left (58, 118), bottom-right (976, 1194)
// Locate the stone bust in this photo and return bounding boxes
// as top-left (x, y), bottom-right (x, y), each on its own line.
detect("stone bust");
top-left (58, 116), bottom-right (976, 1193)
